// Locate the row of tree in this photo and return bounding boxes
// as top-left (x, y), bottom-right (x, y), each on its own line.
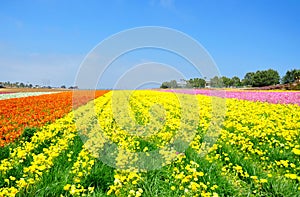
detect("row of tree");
top-left (160, 78), bottom-right (207, 89)
top-left (160, 68), bottom-right (300, 88)
top-left (210, 76), bottom-right (242, 88)
top-left (0, 81), bottom-right (77, 89)
top-left (0, 81), bottom-right (34, 88)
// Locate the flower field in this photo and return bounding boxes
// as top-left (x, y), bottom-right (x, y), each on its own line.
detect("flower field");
top-left (162, 89), bottom-right (300, 105)
top-left (0, 90), bottom-right (299, 196)
top-left (0, 91), bottom-right (109, 146)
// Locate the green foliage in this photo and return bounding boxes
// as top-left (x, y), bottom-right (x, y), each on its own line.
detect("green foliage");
top-left (243, 69), bottom-right (280, 87)
top-left (231, 76), bottom-right (241, 87)
top-left (160, 78), bottom-right (206, 88)
top-left (160, 80), bottom-right (178, 89)
top-left (186, 78), bottom-right (206, 88)
top-left (242, 72), bottom-right (255, 86)
top-left (159, 68), bottom-right (299, 88)
top-left (21, 127), bottom-right (38, 142)
top-left (294, 83), bottom-right (300, 90)
top-left (282, 69), bottom-right (300, 84)
top-left (210, 76), bottom-right (223, 88)
top-left (0, 145), bottom-right (11, 160)
top-left (221, 76), bottom-right (231, 87)
top-left (210, 76), bottom-right (242, 88)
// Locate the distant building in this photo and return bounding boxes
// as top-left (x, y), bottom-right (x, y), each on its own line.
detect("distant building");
top-left (177, 79), bottom-right (187, 88)
top-left (205, 80), bottom-right (211, 88)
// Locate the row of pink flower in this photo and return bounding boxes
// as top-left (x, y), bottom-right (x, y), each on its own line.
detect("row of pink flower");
top-left (160, 89), bottom-right (300, 105)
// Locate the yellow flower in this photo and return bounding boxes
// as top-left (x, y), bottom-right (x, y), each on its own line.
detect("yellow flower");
top-left (292, 148), bottom-right (300, 155)
top-left (260, 179), bottom-right (268, 183)
top-left (16, 178), bottom-right (27, 188)
top-left (129, 190), bottom-right (135, 195)
top-left (88, 187), bottom-right (94, 193)
top-left (64, 184), bottom-right (71, 191)
top-left (211, 185), bottom-right (218, 190)
top-left (267, 174), bottom-right (272, 178)
top-left (285, 174), bottom-right (297, 180)
top-left (136, 191), bottom-right (142, 197)
top-left (74, 177), bottom-right (81, 183)
top-left (250, 176), bottom-right (258, 180)
top-left (212, 192), bottom-right (219, 197)
top-left (290, 163), bottom-right (296, 168)
top-left (9, 176), bottom-right (16, 181)
top-left (190, 182), bottom-right (200, 191)
top-left (132, 180), bottom-right (138, 185)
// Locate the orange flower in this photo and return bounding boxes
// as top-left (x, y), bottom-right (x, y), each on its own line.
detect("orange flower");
top-left (0, 90), bottom-right (109, 146)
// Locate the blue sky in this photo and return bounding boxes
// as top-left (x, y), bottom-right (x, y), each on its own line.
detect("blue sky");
top-left (0, 0), bottom-right (299, 88)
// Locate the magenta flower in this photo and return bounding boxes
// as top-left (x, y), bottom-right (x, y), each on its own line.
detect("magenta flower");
top-left (159, 89), bottom-right (300, 106)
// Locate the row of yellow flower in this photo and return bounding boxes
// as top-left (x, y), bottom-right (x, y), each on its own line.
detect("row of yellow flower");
top-left (202, 98), bottom-right (300, 194)
top-left (58, 90), bottom-right (300, 196)
top-left (61, 91), bottom-right (221, 196)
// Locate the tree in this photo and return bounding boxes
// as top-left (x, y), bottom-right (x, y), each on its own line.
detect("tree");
top-left (160, 80), bottom-right (178, 88)
top-left (210, 76), bottom-right (223, 88)
top-left (282, 69), bottom-right (300, 84)
top-left (169, 80), bottom-right (178, 88)
top-left (220, 76), bottom-right (232, 87)
top-left (255, 69), bottom-right (279, 87)
top-left (243, 72), bottom-right (255, 86)
top-left (186, 78), bottom-right (206, 88)
top-left (243, 69), bottom-right (280, 87)
top-left (61, 85), bottom-right (66, 89)
top-left (268, 69), bottom-right (280, 85)
top-left (160, 82), bottom-right (169, 89)
top-left (231, 76), bottom-right (241, 87)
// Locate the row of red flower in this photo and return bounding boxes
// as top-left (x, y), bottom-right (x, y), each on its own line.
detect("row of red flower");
top-left (0, 90), bottom-right (109, 146)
